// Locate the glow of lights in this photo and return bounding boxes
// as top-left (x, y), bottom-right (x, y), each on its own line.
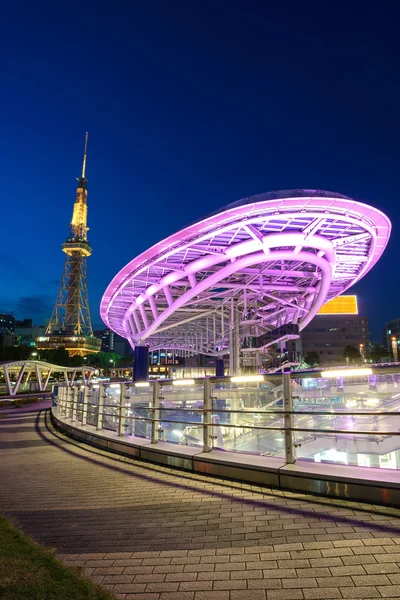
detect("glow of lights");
top-left (172, 379), bottom-right (195, 386)
top-left (230, 375), bottom-right (264, 383)
top-left (321, 368), bottom-right (373, 378)
top-left (173, 430), bottom-right (182, 436)
top-left (365, 398), bottom-right (379, 406)
top-left (346, 400), bottom-right (357, 408)
top-left (135, 382), bottom-right (150, 388)
top-left (321, 448), bottom-right (348, 464)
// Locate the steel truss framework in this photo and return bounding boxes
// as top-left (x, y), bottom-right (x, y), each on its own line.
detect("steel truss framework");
top-left (101, 190), bottom-right (391, 358)
top-left (0, 360), bottom-right (96, 397)
top-left (47, 252), bottom-right (93, 337)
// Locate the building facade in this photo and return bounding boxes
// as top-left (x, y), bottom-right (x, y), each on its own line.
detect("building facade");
top-left (301, 314), bottom-right (369, 365)
top-left (15, 323), bottom-right (46, 348)
top-left (0, 314), bottom-right (15, 332)
top-left (386, 318), bottom-right (400, 361)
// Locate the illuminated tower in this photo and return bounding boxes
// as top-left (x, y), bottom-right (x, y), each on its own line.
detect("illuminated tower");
top-left (37, 134), bottom-right (101, 357)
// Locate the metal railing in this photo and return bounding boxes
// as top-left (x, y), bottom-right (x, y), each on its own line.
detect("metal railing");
top-left (53, 368), bottom-right (400, 470)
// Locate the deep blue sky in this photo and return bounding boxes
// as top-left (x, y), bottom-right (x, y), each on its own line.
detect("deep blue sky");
top-left (1, 1), bottom-right (399, 339)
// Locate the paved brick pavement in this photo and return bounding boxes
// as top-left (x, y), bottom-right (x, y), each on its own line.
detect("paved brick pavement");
top-left (1, 406), bottom-right (400, 599)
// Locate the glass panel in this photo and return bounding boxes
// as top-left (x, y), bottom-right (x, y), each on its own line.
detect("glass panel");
top-left (159, 383), bottom-right (204, 446)
top-left (211, 375), bottom-right (285, 456)
top-left (102, 384), bottom-right (120, 432)
top-left (292, 373), bottom-right (400, 470)
top-left (124, 384), bottom-right (152, 440)
top-left (86, 386), bottom-right (99, 426)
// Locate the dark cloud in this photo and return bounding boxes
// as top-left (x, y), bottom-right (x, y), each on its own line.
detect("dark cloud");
top-left (15, 295), bottom-right (53, 322)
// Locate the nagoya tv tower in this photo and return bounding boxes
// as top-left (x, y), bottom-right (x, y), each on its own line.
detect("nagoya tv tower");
top-left (37, 134), bottom-right (101, 357)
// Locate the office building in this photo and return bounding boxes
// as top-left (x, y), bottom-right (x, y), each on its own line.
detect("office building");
top-left (0, 314), bottom-right (15, 332)
top-left (301, 296), bottom-right (369, 365)
top-left (386, 319), bottom-right (400, 361)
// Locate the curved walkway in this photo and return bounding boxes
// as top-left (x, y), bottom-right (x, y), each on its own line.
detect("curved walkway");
top-left (1, 404), bottom-right (400, 600)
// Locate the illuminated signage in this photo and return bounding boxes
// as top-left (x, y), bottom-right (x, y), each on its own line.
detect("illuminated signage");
top-left (317, 295), bottom-right (358, 315)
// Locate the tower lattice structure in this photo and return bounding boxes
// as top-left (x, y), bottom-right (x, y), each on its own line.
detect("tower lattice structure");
top-left (37, 134), bottom-right (101, 357)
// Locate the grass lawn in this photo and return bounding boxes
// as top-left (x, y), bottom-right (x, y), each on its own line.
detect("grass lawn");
top-left (0, 515), bottom-right (116, 600)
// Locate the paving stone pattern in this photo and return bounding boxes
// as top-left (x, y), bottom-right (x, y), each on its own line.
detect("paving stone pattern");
top-left (1, 406), bottom-right (400, 600)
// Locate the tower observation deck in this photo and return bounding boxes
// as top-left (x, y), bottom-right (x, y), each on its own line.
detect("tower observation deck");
top-left (37, 134), bottom-right (101, 357)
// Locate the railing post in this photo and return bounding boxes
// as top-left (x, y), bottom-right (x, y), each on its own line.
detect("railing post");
top-left (151, 381), bottom-right (160, 444)
top-left (283, 371), bottom-right (295, 464)
top-left (203, 378), bottom-right (212, 452)
top-left (71, 385), bottom-right (79, 421)
top-left (65, 385), bottom-right (72, 418)
top-left (59, 386), bottom-right (64, 416)
top-left (119, 383), bottom-right (127, 436)
top-left (97, 383), bottom-right (105, 430)
top-left (62, 386), bottom-right (67, 416)
top-left (82, 385), bottom-right (88, 426)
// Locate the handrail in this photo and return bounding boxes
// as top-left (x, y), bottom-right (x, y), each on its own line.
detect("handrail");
top-left (57, 404), bottom-right (400, 436)
top-left (54, 371), bottom-right (400, 468)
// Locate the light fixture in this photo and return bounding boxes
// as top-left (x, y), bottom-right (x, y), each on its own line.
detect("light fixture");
top-left (230, 375), bottom-right (264, 383)
top-left (135, 382), bottom-right (150, 388)
top-left (321, 368), bottom-right (373, 378)
top-left (172, 379), bottom-right (195, 386)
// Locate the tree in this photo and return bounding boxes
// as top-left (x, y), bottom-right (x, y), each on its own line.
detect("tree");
top-left (40, 347), bottom-right (71, 366)
top-left (343, 344), bottom-right (361, 363)
top-left (90, 351), bottom-right (121, 369)
top-left (367, 344), bottom-right (388, 364)
top-left (303, 351), bottom-right (321, 367)
top-left (0, 344), bottom-right (32, 362)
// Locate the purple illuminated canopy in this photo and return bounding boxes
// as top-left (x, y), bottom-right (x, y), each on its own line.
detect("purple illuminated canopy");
top-left (100, 190), bottom-right (391, 355)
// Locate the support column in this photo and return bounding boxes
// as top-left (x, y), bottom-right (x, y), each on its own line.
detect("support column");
top-left (119, 383), bottom-right (127, 436)
top-left (229, 298), bottom-right (234, 375)
top-left (216, 358), bottom-right (225, 377)
top-left (151, 381), bottom-right (160, 444)
top-left (283, 370), bottom-right (295, 464)
top-left (234, 302), bottom-right (240, 375)
top-left (133, 345), bottom-right (149, 382)
top-left (229, 299), bottom-right (241, 376)
top-left (203, 378), bottom-right (212, 452)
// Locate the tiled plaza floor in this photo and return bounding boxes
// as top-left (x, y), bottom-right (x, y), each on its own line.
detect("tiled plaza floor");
top-left (1, 404), bottom-right (400, 599)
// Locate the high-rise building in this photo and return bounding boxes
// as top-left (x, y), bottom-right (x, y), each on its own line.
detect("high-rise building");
top-left (0, 314), bottom-right (15, 332)
top-left (386, 319), bottom-right (400, 361)
top-left (301, 296), bottom-right (369, 365)
top-left (36, 134), bottom-right (101, 357)
top-left (94, 328), bottom-right (133, 357)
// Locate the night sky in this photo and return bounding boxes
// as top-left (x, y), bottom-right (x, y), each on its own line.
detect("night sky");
top-left (1, 1), bottom-right (399, 340)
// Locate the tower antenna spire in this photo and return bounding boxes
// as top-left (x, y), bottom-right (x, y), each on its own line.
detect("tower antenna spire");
top-left (82, 131), bottom-right (88, 178)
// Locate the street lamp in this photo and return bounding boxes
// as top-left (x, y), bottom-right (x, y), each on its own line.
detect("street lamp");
top-left (31, 352), bottom-right (38, 360)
